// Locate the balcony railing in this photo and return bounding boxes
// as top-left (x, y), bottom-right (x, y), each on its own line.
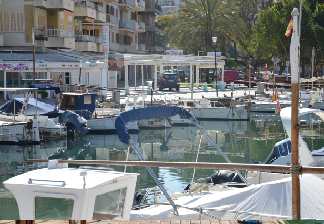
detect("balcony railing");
top-left (119, 20), bottom-right (136, 30)
top-left (34, 27), bottom-right (48, 41)
top-left (75, 1), bottom-right (96, 18)
top-left (75, 34), bottom-right (103, 43)
top-left (118, 0), bottom-right (135, 8)
top-left (76, 35), bottom-right (96, 42)
top-left (135, 0), bottom-right (145, 10)
top-left (107, 15), bottom-right (119, 26)
top-left (33, 0), bottom-right (47, 8)
top-left (75, 0), bottom-right (96, 9)
top-left (46, 0), bottom-right (74, 11)
top-left (137, 21), bottom-right (145, 31)
top-left (47, 29), bottom-right (74, 38)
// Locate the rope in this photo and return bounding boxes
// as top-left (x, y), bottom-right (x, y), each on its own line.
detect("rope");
top-left (191, 132), bottom-right (203, 184)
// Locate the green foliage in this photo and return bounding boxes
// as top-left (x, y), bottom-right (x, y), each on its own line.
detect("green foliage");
top-left (249, 0), bottom-right (324, 68)
top-left (157, 0), bottom-right (324, 69)
top-left (157, 0), bottom-right (244, 54)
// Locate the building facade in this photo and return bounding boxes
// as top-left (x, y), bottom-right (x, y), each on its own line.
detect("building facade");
top-left (158, 0), bottom-right (181, 15)
top-left (0, 0), bottom-right (162, 53)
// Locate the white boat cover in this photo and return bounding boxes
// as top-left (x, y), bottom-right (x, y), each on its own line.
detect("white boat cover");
top-left (130, 174), bottom-right (324, 220)
top-left (280, 107), bottom-right (321, 165)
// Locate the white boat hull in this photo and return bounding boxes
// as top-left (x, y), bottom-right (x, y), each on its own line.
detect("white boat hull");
top-left (190, 106), bottom-right (249, 121)
top-left (0, 121), bottom-right (40, 145)
top-left (87, 116), bottom-right (139, 134)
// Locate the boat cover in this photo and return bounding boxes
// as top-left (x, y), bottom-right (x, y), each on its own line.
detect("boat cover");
top-left (0, 97), bottom-right (59, 117)
top-left (131, 174), bottom-right (324, 220)
top-left (280, 107), bottom-right (321, 165)
top-left (265, 138), bottom-right (291, 164)
top-left (115, 106), bottom-right (193, 144)
top-left (30, 83), bottom-right (61, 94)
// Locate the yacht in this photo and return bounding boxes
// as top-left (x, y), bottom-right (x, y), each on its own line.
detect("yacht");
top-left (172, 98), bottom-right (249, 123)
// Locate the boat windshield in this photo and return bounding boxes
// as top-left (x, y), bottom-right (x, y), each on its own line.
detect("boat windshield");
top-left (93, 188), bottom-right (127, 219)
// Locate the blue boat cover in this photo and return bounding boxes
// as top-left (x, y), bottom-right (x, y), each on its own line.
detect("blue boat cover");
top-left (116, 106), bottom-right (194, 144)
top-left (30, 83), bottom-right (61, 94)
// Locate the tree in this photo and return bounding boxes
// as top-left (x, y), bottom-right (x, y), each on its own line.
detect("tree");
top-left (249, 0), bottom-right (324, 73)
top-left (156, 0), bottom-right (243, 55)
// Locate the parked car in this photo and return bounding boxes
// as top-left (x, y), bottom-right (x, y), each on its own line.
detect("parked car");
top-left (224, 70), bottom-right (240, 83)
top-left (157, 72), bottom-right (180, 91)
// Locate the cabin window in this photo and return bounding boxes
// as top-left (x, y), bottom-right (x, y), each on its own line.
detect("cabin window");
top-left (65, 72), bottom-right (71, 85)
top-left (84, 95), bottom-right (92, 105)
top-left (61, 96), bottom-right (75, 110)
top-left (187, 102), bottom-right (194, 107)
top-left (35, 197), bottom-right (74, 219)
top-left (93, 188), bottom-right (127, 219)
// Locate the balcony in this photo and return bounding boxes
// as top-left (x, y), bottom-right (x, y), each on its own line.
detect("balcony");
top-left (96, 10), bottom-right (106, 22)
top-left (118, 0), bottom-right (135, 8)
top-left (46, 29), bottom-right (75, 49)
top-left (33, 0), bottom-right (47, 8)
top-left (34, 27), bottom-right (48, 41)
top-left (135, 0), bottom-right (145, 11)
top-left (76, 42), bottom-right (97, 52)
top-left (46, 0), bottom-right (74, 12)
top-left (107, 15), bottom-right (119, 27)
top-left (76, 34), bottom-right (96, 42)
top-left (75, 35), bottom-right (99, 52)
top-left (137, 43), bottom-right (146, 52)
top-left (75, 2), bottom-right (96, 19)
top-left (119, 20), bottom-right (136, 31)
top-left (137, 21), bottom-right (145, 32)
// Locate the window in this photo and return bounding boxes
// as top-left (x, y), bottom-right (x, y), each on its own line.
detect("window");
top-left (93, 188), bottom-right (127, 219)
top-left (65, 72), bottom-right (70, 85)
top-left (35, 197), bottom-right (74, 219)
top-left (116, 33), bottom-right (120, 43)
top-left (61, 95), bottom-right (75, 110)
top-left (84, 95), bottom-right (92, 105)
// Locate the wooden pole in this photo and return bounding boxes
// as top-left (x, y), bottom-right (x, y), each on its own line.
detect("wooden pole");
top-left (290, 8), bottom-right (301, 220)
top-left (26, 159), bottom-right (324, 174)
top-left (291, 83), bottom-right (301, 220)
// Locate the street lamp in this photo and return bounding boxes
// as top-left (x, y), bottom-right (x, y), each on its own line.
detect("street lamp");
top-left (212, 36), bottom-right (218, 97)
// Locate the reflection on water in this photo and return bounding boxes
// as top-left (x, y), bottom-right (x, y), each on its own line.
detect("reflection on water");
top-left (0, 116), bottom-right (306, 219)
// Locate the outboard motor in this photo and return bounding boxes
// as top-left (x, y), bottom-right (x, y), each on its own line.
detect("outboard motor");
top-left (206, 170), bottom-right (245, 185)
top-left (59, 111), bottom-right (88, 136)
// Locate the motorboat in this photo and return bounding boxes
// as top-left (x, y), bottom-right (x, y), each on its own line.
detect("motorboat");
top-left (125, 95), bottom-right (172, 129)
top-left (3, 161), bottom-right (138, 220)
top-left (131, 174), bottom-right (324, 220)
top-left (174, 98), bottom-right (249, 121)
top-left (0, 118), bottom-right (40, 145)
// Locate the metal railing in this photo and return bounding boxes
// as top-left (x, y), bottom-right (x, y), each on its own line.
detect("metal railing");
top-left (75, 34), bottom-right (96, 42)
top-left (47, 28), bottom-right (74, 38)
top-left (75, 0), bottom-right (96, 9)
top-left (137, 21), bottom-right (145, 30)
top-left (107, 15), bottom-right (119, 26)
top-left (119, 20), bottom-right (136, 30)
top-left (119, 0), bottom-right (136, 7)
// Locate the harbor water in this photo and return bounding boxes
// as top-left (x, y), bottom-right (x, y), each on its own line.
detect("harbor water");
top-left (1, 115), bottom-right (324, 219)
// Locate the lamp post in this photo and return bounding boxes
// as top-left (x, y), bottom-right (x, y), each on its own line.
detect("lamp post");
top-left (212, 36), bottom-right (218, 97)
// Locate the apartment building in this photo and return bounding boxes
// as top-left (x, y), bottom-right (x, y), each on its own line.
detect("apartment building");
top-left (0, 0), bottom-right (158, 53)
top-left (158, 0), bottom-right (181, 14)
